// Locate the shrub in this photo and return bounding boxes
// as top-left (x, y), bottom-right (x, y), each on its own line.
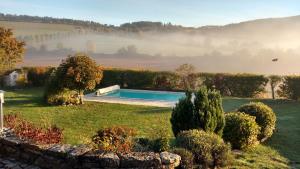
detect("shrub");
top-left (194, 87), bottom-right (225, 136)
top-left (92, 126), bottom-right (136, 153)
top-left (176, 129), bottom-right (232, 169)
top-left (26, 67), bottom-right (54, 87)
top-left (135, 129), bottom-right (170, 152)
top-left (172, 148), bottom-right (194, 169)
top-left (46, 88), bottom-right (80, 105)
top-left (223, 112), bottom-right (260, 150)
top-left (4, 114), bottom-right (63, 144)
top-left (238, 102), bottom-right (276, 141)
top-left (170, 92), bottom-right (195, 136)
top-left (170, 87), bottom-right (225, 137)
top-left (278, 76), bottom-right (300, 100)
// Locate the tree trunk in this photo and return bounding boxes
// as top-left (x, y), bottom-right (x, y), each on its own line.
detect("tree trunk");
top-left (271, 84), bottom-right (275, 99)
top-left (79, 90), bottom-right (84, 104)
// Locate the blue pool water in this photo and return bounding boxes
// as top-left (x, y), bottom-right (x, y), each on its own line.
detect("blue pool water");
top-left (104, 89), bottom-right (185, 102)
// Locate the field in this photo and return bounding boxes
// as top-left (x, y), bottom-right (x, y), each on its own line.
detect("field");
top-left (0, 21), bottom-right (76, 36)
top-left (3, 88), bottom-right (300, 168)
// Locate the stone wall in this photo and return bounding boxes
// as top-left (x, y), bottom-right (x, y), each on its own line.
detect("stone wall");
top-left (0, 130), bottom-right (180, 169)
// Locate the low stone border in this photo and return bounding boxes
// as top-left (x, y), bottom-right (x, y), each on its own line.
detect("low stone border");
top-left (0, 129), bottom-right (181, 169)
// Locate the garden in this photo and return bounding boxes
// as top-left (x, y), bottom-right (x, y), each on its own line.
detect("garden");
top-left (1, 26), bottom-right (300, 169)
top-left (3, 87), bottom-right (300, 169)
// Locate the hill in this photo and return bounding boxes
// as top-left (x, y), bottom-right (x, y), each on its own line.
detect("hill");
top-left (1, 13), bottom-right (300, 74)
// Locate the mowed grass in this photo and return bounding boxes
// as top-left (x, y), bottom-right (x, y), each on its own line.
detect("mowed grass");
top-left (3, 88), bottom-right (300, 168)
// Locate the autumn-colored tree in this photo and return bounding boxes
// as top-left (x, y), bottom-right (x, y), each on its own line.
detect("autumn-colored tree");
top-left (55, 54), bottom-right (103, 104)
top-left (0, 27), bottom-right (25, 75)
top-left (175, 64), bottom-right (200, 91)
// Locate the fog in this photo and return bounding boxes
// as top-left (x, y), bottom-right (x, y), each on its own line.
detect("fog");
top-left (7, 16), bottom-right (300, 75)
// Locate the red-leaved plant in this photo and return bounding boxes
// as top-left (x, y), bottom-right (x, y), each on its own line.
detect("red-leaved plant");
top-left (4, 114), bottom-right (63, 144)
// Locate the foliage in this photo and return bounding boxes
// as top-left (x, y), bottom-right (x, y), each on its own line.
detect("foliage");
top-left (194, 86), bottom-right (225, 136)
top-left (15, 73), bottom-right (28, 88)
top-left (149, 129), bottom-right (170, 152)
top-left (203, 73), bottom-right (269, 97)
top-left (269, 75), bottom-right (282, 99)
top-left (44, 54), bottom-right (102, 104)
top-left (175, 64), bottom-right (200, 91)
top-left (238, 102), bottom-right (276, 141)
top-left (170, 92), bottom-right (195, 136)
top-left (278, 76), bottom-right (300, 101)
top-left (4, 114), bottom-right (63, 144)
top-left (223, 112), bottom-right (260, 150)
top-left (26, 67), bottom-right (54, 87)
top-left (172, 148), bottom-right (194, 169)
top-left (134, 129), bottom-right (170, 152)
top-left (153, 73), bottom-right (176, 90)
top-left (100, 69), bottom-right (270, 98)
top-left (55, 54), bottom-right (103, 103)
top-left (92, 126), bottom-right (136, 153)
top-left (0, 27), bottom-right (25, 75)
top-left (176, 129), bottom-right (232, 169)
top-left (171, 87), bottom-right (225, 137)
top-left (46, 88), bottom-right (80, 105)
top-left (4, 88), bottom-right (300, 166)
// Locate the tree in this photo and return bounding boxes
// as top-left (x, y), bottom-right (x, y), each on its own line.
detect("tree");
top-left (0, 27), bottom-right (25, 75)
top-left (170, 92), bottom-right (195, 136)
top-left (55, 53), bottom-right (103, 104)
top-left (170, 87), bottom-right (225, 136)
top-left (194, 86), bottom-right (225, 136)
top-left (175, 64), bottom-right (200, 91)
top-left (269, 75), bottom-right (282, 99)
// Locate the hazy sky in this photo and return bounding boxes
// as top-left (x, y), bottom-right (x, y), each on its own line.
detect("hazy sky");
top-left (1, 0), bottom-right (300, 27)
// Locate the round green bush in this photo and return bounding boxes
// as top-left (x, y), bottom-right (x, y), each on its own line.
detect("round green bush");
top-left (172, 148), bottom-right (194, 169)
top-left (176, 129), bottom-right (232, 168)
top-left (223, 112), bottom-right (260, 150)
top-left (238, 102), bottom-right (276, 141)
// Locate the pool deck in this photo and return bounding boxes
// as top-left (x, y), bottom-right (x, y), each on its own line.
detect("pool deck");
top-left (84, 93), bottom-right (177, 107)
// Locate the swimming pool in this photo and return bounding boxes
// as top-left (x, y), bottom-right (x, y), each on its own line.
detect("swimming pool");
top-left (104, 89), bottom-right (185, 102)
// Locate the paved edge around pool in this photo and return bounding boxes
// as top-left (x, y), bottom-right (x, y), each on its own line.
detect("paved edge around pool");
top-left (84, 93), bottom-right (176, 107)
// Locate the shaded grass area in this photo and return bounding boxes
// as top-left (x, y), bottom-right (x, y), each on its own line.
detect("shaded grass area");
top-left (3, 88), bottom-right (299, 168)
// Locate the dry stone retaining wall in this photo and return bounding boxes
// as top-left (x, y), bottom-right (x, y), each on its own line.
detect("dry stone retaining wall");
top-left (0, 130), bottom-right (180, 169)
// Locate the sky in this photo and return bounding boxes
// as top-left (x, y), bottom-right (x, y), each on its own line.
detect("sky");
top-left (1, 0), bottom-right (300, 27)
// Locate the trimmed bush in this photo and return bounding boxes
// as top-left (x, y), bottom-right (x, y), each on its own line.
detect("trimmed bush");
top-left (170, 87), bottom-right (225, 137)
top-left (194, 87), bottom-right (225, 136)
top-left (170, 92), bottom-right (195, 136)
top-left (92, 126), bottom-right (136, 153)
top-left (278, 76), bottom-right (300, 100)
top-left (172, 148), bottom-right (194, 169)
top-left (238, 102), bottom-right (276, 141)
top-left (46, 88), bottom-right (80, 105)
top-left (223, 112), bottom-right (260, 150)
top-left (176, 129), bottom-right (232, 169)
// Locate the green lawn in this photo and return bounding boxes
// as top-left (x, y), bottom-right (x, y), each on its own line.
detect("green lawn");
top-left (3, 88), bottom-right (300, 168)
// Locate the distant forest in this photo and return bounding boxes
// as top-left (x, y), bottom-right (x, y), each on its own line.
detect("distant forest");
top-left (0, 13), bottom-right (195, 33)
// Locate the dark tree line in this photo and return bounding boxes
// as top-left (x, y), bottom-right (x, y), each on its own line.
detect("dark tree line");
top-left (0, 13), bottom-right (196, 33)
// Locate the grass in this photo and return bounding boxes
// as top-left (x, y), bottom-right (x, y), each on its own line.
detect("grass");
top-left (3, 88), bottom-right (300, 168)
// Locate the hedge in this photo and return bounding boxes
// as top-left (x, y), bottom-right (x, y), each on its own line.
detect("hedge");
top-left (203, 73), bottom-right (269, 97)
top-left (22, 67), bottom-right (272, 98)
top-left (278, 76), bottom-right (300, 100)
top-left (98, 69), bottom-right (177, 90)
